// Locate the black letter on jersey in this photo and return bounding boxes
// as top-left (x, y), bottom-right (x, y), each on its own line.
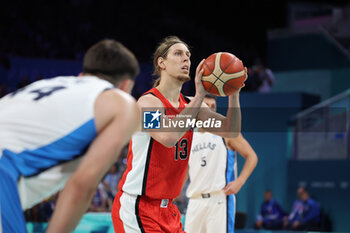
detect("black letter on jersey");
top-left (175, 138), bottom-right (188, 161)
top-left (30, 86), bottom-right (66, 101)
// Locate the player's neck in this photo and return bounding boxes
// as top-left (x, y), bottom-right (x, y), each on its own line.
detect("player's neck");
top-left (197, 128), bottom-right (206, 134)
top-left (156, 75), bottom-right (183, 103)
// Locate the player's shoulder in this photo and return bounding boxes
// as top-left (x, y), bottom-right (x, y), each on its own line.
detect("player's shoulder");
top-left (95, 89), bottom-right (137, 121)
top-left (137, 92), bottom-right (163, 108)
top-left (224, 133), bottom-right (243, 148)
top-left (94, 89), bottom-right (139, 131)
top-left (97, 89), bottom-right (136, 109)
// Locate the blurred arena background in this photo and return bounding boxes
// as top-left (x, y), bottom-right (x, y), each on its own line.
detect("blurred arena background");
top-left (1, 0), bottom-right (350, 232)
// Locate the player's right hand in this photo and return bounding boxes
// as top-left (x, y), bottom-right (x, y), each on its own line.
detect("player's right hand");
top-left (223, 178), bottom-right (244, 195)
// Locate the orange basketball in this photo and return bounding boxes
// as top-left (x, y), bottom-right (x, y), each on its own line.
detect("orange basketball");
top-left (201, 52), bottom-right (246, 96)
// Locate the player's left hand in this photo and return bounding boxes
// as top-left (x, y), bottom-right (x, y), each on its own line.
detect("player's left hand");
top-left (237, 67), bottom-right (248, 92)
top-left (223, 179), bottom-right (244, 195)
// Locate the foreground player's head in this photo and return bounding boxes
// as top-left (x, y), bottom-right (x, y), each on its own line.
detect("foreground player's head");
top-left (203, 94), bottom-right (217, 112)
top-left (82, 39), bottom-right (139, 93)
top-left (152, 36), bottom-right (191, 87)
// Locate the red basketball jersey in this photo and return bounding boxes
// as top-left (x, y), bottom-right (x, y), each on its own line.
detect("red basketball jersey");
top-left (118, 88), bottom-right (193, 199)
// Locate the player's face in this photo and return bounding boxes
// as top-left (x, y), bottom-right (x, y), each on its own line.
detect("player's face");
top-left (164, 43), bottom-right (191, 82)
top-left (204, 97), bottom-right (217, 112)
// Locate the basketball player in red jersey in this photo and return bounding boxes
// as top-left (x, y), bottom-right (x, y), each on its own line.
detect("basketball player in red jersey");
top-left (112, 36), bottom-right (246, 232)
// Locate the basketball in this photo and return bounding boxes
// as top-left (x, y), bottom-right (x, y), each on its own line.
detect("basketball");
top-left (201, 52), bottom-right (246, 96)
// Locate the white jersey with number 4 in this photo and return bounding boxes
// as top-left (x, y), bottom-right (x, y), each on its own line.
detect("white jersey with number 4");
top-left (0, 75), bottom-right (113, 210)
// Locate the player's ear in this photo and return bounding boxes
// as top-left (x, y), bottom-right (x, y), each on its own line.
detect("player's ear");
top-left (117, 79), bottom-right (134, 94)
top-left (157, 57), bottom-right (166, 70)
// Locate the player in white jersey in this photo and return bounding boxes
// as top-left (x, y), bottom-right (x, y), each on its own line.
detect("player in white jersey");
top-left (0, 39), bottom-right (140, 233)
top-left (184, 95), bottom-right (258, 233)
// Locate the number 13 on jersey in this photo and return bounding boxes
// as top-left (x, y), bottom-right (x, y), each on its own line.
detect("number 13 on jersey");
top-left (174, 138), bottom-right (188, 160)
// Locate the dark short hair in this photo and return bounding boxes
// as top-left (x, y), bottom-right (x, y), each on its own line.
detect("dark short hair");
top-left (83, 39), bottom-right (139, 83)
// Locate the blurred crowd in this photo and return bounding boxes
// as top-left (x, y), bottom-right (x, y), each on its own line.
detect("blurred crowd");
top-left (254, 187), bottom-right (331, 231)
top-left (1, 0), bottom-right (276, 98)
top-left (0, 1), bottom-right (106, 60)
top-left (245, 59), bottom-right (275, 93)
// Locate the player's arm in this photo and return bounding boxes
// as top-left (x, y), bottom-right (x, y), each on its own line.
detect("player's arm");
top-left (223, 133), bottom-right (258, 195)
top-left (196, 68), bottom-right (247, 138)
top-left (137, 60), bottom-right (207, 148)
top-left (46, 89), bottom-right (140, 233)
top-left (197, 93), bottom-right (241, 138)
